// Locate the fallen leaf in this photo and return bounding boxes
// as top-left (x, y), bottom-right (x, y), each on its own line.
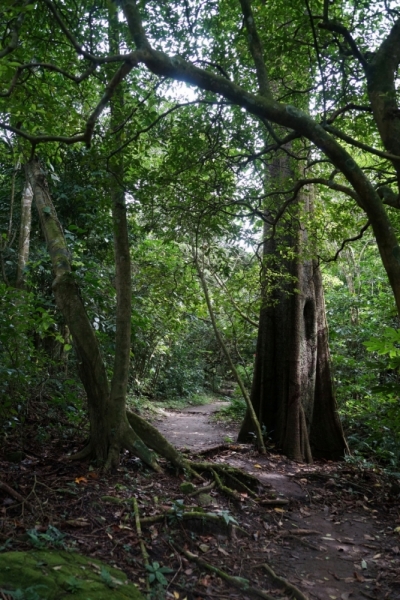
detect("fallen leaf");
top-left (64, 519), bottom-right (90, 527)
top-left (354, 571), bottom-right (365, 583)
top-left (74, 477), bottom-right (87, 484)
top-left (253, 464), bottom-right (262, 469)
top-left (300, 507), bottom-right (311, 516)
top-left (274, 508), bottom-right (285, 513)
top-left (198, 544), bottom-right (209, 553)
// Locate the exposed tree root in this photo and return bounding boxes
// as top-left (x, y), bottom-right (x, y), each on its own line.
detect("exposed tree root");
top-left (69, 442), bottom-right (95, 462)
top-left (187, 482), bottom-right (215, 497)
top-left (127, 410), bottom-right (201, 477)
top-left (140, 510), bottom-right (248, 537)
top-left (176, 546), bottom-right (276, 600)
top-left (189, 461), bottom-right (262, 498)
top-left (122, 424), bottom-right (161, 473)
top-left (258, 497), bottom-right (289, 506)
top-left (261, 562), bottom-right (309, 600)
top-left (70, 417), bottom-right (162, 472)
top-left (69, 411), bottom-right (266, 502)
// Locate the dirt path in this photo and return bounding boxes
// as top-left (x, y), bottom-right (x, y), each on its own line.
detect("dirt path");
top-left (154, 400), bottom-right (400, 600)
top-left (2, 402), bottom-right (400, 600)
top-left (151, 401), bottom-right (236, 450)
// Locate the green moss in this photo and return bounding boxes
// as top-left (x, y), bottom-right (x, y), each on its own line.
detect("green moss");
top-left (0, 550), bottom-right (144, 599)
top-left (179, 482), bottom-right (196, 495)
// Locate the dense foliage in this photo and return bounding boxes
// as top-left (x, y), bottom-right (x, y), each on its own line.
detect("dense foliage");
top-left (1, 0), bottom-right (400, 467)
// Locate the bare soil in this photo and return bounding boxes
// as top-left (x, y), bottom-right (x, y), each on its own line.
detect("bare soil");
top-left (1, 400), bottom-right (400, 600)
top-left (151, 402), bottom-right (235, 450)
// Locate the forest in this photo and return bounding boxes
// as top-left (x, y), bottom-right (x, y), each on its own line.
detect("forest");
top-left (1, 0), bottom-right (400, 598)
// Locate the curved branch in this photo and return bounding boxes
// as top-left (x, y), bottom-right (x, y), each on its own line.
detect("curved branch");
top-left (299, 177), bottom-right (359, 202)
top-left (326, 103), bottom-right (372, 124)
top-left (0, 53), bottom-right (142, 147)
top-left (0, 121), bottom-right (86, 145)
top-left (41, 0), bottom-right (134, 64)
top-left (238, 0), bottom-right (271, 98)
top-left (0, 62), bottom-right (97, 98)
top-left (318, 20), bottom-right (368, 70)
top-left (0, 1), bottom-right (30, 59)
top-left (85, 56), bottom-right (140, 147)
top-left (320, 220), bottom-right (371, 264)
top-left (107, 99), bottom-right (226, 159)
top-left (324, 124), bottom-right (400, 163)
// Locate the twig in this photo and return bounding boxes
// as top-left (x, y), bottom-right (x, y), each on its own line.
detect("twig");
top-left (258, 498), bottom-right (289, 506)
top-left (133, 497), bottom-right (150, 594)
top-left (279, 529), bottom-right (320, 536)
top-left (261, 563), bottom-right (309, 600)
top-left (0, 480), bottom-right (34, 514)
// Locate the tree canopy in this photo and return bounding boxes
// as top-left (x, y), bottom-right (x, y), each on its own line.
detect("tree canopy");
top-left (1, 0), bottom-right (400, 466)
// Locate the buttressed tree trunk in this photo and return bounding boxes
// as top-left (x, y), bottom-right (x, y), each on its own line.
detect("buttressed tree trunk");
top-left (238, 155), bottom-right (348, 462)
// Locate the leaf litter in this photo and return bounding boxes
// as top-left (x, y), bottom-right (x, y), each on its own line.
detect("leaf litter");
top-left (0, 402), bottom-right (400, 599)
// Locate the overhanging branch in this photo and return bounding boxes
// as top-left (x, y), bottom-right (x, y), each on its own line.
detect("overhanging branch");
top-left (319, 221), bottom-right (371, 264)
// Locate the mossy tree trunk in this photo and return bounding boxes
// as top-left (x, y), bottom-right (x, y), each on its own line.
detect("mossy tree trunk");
top-left (26, 157), bottom-right (160, 470)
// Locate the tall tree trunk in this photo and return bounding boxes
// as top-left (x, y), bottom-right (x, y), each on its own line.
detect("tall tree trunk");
top-left (106, 7), bottom-right (135, 469)
top-left (238, 159), bottom-right (348, 462)
top-left (15, 179), bottom-right (33, 289)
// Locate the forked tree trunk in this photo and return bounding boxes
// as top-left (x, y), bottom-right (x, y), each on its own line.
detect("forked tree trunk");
top-left (238, 160), bottom-right (348, 462)
top-left (26, 157), bottom-right (161, 470)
